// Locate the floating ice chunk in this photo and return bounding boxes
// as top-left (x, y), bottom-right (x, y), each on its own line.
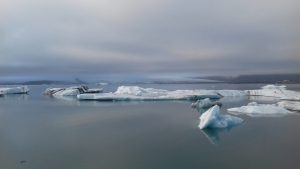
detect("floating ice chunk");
top-left (77, 93), bottom-right (143, 101)
top-left (216, 90), bottom-right (246, 97)
top-left (249, 96), bottom-right (281, 102)
top-left (167, 89), bottom-right (221, 100)
top-left (115, 86), bottom-right (168, 97)
top-left (199, 105), bottom-right (243, 129)
top-left (85, 88), bottom-right (103, 93)
top-left (44, 88), bottom-right (64, 95)
top-left (280, 95), bottom-right (300, 101)
top-left (261, 85), bottom-right (287, 90)
top-left (228, 102), bottom-right (293, 117)
top-left (277, 101), bottom-right (300, 111)
top-left (44, 86), bottom-right (102, 96)
top-left (246, 84), bottom-right (300, 101)
top-left (53, 88), bottom-right (81, 96)
top-left (78, 86), bottom-right (222, 101)
top-left (0, 86), bottom-right (29, 94)
top-left (191, 98), bottom-right (221, 109)
top-left (77, 84), bottom-right (300, 101)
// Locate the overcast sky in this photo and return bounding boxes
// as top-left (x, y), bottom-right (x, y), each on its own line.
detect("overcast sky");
top-left (1, 0), bottom-right (300, 80)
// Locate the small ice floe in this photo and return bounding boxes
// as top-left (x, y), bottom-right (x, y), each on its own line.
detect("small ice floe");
top-left (246, 84), bottom-right (300, 101)
top-left (78, 86), bottom-right (222, 101)
top-left (277, 101), bottom-right (300, 111)
top-left (199, 105), bottom-right (243, 129)
top-left (0, 86), bottom-right (29, 94)
top-left (191, 98), bottom-right (222, 109)
top-left (228, 102), bottom-right (293, 117)
top-left (44, 86), bottom-right (103, 96)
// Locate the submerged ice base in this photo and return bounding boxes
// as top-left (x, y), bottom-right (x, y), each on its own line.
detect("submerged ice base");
top-left (199, 105), bottom-right (243, 129)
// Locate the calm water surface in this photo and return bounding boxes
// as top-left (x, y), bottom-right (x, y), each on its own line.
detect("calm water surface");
top-left (0, 84), bottom-right (300, 169)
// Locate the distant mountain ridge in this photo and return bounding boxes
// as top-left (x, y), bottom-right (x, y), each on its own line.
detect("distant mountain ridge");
top-left (201, 74), bottom-right (300, 84)
top-left (0, 78), bottom-right (88, 85)
top-left (1, 74), bottom-right (300, 85)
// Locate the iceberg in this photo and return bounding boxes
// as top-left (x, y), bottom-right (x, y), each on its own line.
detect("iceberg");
top-left (85, 88), bottom-right (103, 93)
top-left (249, 96), bottom-right (281, 102)
top-left (246, 85), bottom-right (300, 101)
top-left (44, 88), bottom-right (65, 95)
top-left (191, 98), bottom-right (222, 109)
top-left (78, 86), bottom-right (222, 101)
top-left (77, 84), bottom-right (299, 102)
top-left (115, 86), bottom-right (168, 96)
top-left (53, 88), bottom-right (81, 96)
top-left (0, 86), bottom-right (29, 94)
top-left (277, 101), bottom-right (300, 111)
top-left (44, 86), bottom-right (103, 96)
top-left (199, 105), bottom-right (243, 129)
top-left (228, 102), bottom-right (293, 117)
top-left (216, 90), bottom-right (246, 97)
top-left (261, 85), bottom-right (287, 90)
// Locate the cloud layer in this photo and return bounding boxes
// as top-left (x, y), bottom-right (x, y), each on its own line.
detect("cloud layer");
top-left (1, 0), bottom-right (300, 79)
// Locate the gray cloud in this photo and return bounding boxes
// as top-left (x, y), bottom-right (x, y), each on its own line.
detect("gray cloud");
top-left (0, 0), bottom-right (300, 80)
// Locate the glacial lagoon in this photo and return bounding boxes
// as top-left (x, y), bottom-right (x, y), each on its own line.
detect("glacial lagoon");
top-left (0, 83), bottom-right (300, 169)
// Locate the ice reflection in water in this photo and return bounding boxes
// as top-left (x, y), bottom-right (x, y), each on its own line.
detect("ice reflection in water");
top-left (201, 127), bottom-right (236, 145)
top-left (193, 100), bottom-right (243, 145)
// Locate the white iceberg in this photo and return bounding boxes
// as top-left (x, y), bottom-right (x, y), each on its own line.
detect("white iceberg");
top-left (249, 96), bottom-right (281, 102)
top-left (199, 105), bottom-right (243, 129)
top-left (261, 85), bottom-right (287, 90)
top-left (0, 86), bottom-right (29, 94)
top-left (44, 88), bottom-right (65, 95)
top-left (44, 86), bottom-right (103, 97)
top-left (115, 86), bottom-right (168, 96)
top-left (78, 86), bottom-right (222, 101)
top-left (191, 98), bottom-right (221, 109)
top-left (228, 102), bottom-right (293, 117)
top-left (246, 85), bottom-right (300, 101)
top-left (85, 88), bottom-right (103, 93)
top-left (53, 88), bottom-right (81, 96)
top-left (277, 101), bottom-right (300, 111)
top-left (216, 90), bottom-right (246, 97)
top-left (77, 84), bottom-right (300, 102)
